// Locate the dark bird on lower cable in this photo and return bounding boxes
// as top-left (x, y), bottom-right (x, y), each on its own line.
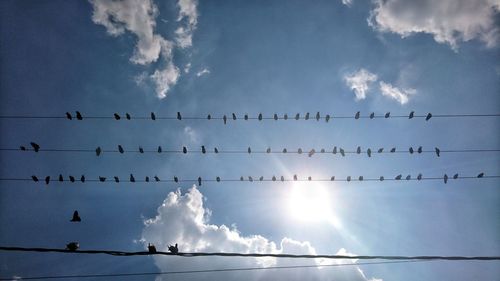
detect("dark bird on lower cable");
top-left (406, 175), bottom-right (411, 180)
top-left (284, 114), bottom-right (288, 120)
top-left (379, 176), bottom-right (384, 181)
top-left (145, 176), bottom-right (150, 182)
top-left (325, 114), bottom-right (330, 122)
top-left (96, 147), bottom-right (102, 156)
top-left (118, 145), bottom-right (124, 154)
top-left (320, 148), bottom-right (325, 153)
top-left (177, 112), bottom-right (182, 120)
top-left (293, 174), bottom-right (298, 181)
top-left (453, 174), bottom-right (458, 179)
top-left (444, 174), bottom-right (448, 184)
top-left (69, 176), bottom-right (75, 183)
top-left (66, 242), bottom-right (79, 251)
top-left (395, 174), bottom-right (402, 180)
top-left (417, 174), bottom-right (422, 180)
top-left (59, 174), bottom-right (63, 182)
top-left (151, 112), bottom-right (156, 120)
top-left (30, 142), bottom-right (40, 152)
top-left (385, 112), bottom-right (390, 118)
top-left (295, 113), bottom-right (300, 120)
top-left (355, 111), bottom-right (360, 119)
top-left (425, 113), bottom-right (432, 121)
top-left (114, 113), bottom-right (120, 120)
top-left (168, 243), bottom-right (179, 254)
top-left (66, 112), bottom-right (72, 120)
top-left (339, 148), bottom-right (345, 157)
top-left (282, 148), bottom-right (287, 153)
top-left (308, 176), bottom-right (312, 181)
top-left (409, 111), bottom-right (414, 119)
top-left (216, 176), bottom-right (220, 182)
top-left (214, 147), bottom-right (219, 153)
top-left (99, 176), bottom-right (106, 182)
top-left (477, 172), bottom-right (484, 178)
top-left (272, 176), bottom-right (277, 181)
top-left (370, 112), bottom-right (374, 119)
top-left (274, 114), bottom-right (278, 120)
top-left (233, 113), bottom-right (237, 120)
top-left (139, 147), bottom-right (144, 153)
top-left (201, 146), bottom-right (206, 154)
top-left (266, 148), bottom-right (271, 153)
top-left (316, 112), bottom-right (320, 121)
top-left (244, 114), bottom-right (248, 120)
top-left (356, 146), bottom-right (361, 154)
top-left (76, 111), bottom-right (83, 120)
top-left (409, 147), bottom-right (414, 154)
top-left (435, 147), bottom-right (440, 157)
top-left (347, 176), bottom-right (351, 182)
top-left (258, 113), bottom-right (263, 121)
top-left (174, 176), bottom-right (178, 183)
top-left (333, 146), bottom-right (337, 154)
top-left (20, 146), bottom-right (26, 151)
top-left (71, 211), bottom-right (81, 222)
top-left (240, 176), bottom-right (244, 181)
top-left (45, 176), bottom-right (50, 185)
top-left (308, 149), bottom-right (315, 157)
top-left (198, 177), bottom-right (202, 186)
top-left (259, 176), bottom-right (264, 181)
top-left (417, 146), bottom-right (422, 154)
top-left (305, 112), bottom-right (310, 120)
top-left (154, 176), bottom-right (160, 182)
top-left (249, 176), bottom-right (253, 182)
top-left (158, 146), bottom-right (162, 153)
top-left (207, 114), bottom-right (211, 120)
top-left (130, 174), bottom-right (135, 182)
top-left (378, 148), bottom-right (383, 153)
top-left (32, 175), bottom-right (39, 182)
top-left (148, 243), bottom-right (157, 253)
top-left (126, 113), bottom-right (131, 120)
top-left (81, 175), bottom-right (86, 182)
top-left (390, 147), bottom-right (396, 153)
top-left (359, 176), bottom-right (363, 181)
top-left (331, 176), bottom-right (335, 181)
top-left (298, 148), bottom-right (303, 154)
top-left (367, 148), bottom-right (372, 157)
top-left (281, 176), bottom-right (285, 181)
top-left (223, 115), bottom-right (227, 124)
top-left (248, 147), bottom-right (251, 154)
top-left (114, 176), bottom-right (119, 183)
top-left (183, 146), bottom-right (187, 154)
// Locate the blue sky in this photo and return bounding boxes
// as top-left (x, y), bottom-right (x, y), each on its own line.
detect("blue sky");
top-left (0, 0), bottom-right (499, 280)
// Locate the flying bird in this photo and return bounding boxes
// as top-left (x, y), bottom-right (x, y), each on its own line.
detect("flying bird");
top-left (385, 112), bottom-right (390, 118)
top-left (154, 176), bottom-right (160, 182)
top-left (59, 174), bottom-right (63, 182)
top-left (305, 112), bottom-right (310, 120)
top-left (409, 111), bottom-right (414, 119)
top-left (70, 211), bottom-right (81, 222)
top-left (425, 113), bottom-right (432, 121)
top-left (315, 112), bottom-right (320, 121)
top-left (274, 114), bottom-right (278, 120)
top-left (99, 176), bottom-right (106, 182)
top-left (477, 172), bottom-right (484, 178)
top-left (45, 176), bottom-right (50, 185)
top-left (168, 243), bottom-right (179, 254)
top-left (81, 175), bottom-right (85, 182)
top-left (417, 174), bottom-right (422, 180)
top-left (130, 174), bottom-right (135, 182)
top-left (151, 112), bottom-right (156, 120)
top-left (177, 112), bottom-right (182, 120)
top-left (409, 147), bottom-right (414, 154)
top-left (390, 147), bottom-right (396, 153)
top-left (356, 146), bottom-right (361, 154)
top-left (325, 114), bottom-right (330, 122)
top-left (443, 174), bottom-right (448, 184)
top-left (258, 113), bottom-right (263, 121)
top-left (377, 148), bottom-right (383, 153)
top-left (32, 175), bottom-right (39, 182)
top-left (223, 115), bottom-right (227, 124)
top-left (114, 113), bottom-right (120, 120)
top-left (139, 147), bottom-right (144, 153)
top-left (118, 145), bottom-right (124, 154)
top-left (158, 146), bottom-right (162, 153)
top-left (69, 176), bottom-right (75, 183)
top-left (395, 174), bottom-right (402, 180)
top-left (76, 111), bottom-right (83, 120)
top-left (183, 146), bottom-right (187, 154)
top-left (148, 243), bottom-right (157, 253)
top-left (114, 176), bottom-right (119, 183)
top-left (295, 113), bottom-right (300, 120)
top-left (66, 242), bottom-right (79, 251)
top-left (201, 146), bottom-right (206, 154)
top-left (174, 176), bottom-right (178, 183)
top-left (435, 147), bottom-right (440, 157)
top-left (233, 113), bottom-right (237, 120)
top-left (30, 142), bottom-right (40, 152)
top-left (339, 148), bottom-right (345, 157)
top-left (367, 148), bottom-right (372, 157)
top-left (126, 113), bottom-right (131, 120)
top-left (65, 112), bottom-right (72, 120)
top-left (308, 149), bottom-right (315, 157)
top-left (417, 146), bottom-right (422, 153)
top-left (370, 112), bottom-right (374, 119)
top-left (355, 111), bottom-right (360, 119)
top-left (95, 147), bottom-right (102, 156)
top-left (198, 177), bottom-right (202, 186)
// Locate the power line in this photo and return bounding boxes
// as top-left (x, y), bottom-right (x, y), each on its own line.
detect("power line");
top-left (0, 173), bottom-right (496, 185)
top-left (0, 260), bottom-right (433, 280)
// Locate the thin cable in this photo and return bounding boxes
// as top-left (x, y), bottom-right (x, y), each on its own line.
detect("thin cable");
top-left (0, 260), bottom-right (434, 280)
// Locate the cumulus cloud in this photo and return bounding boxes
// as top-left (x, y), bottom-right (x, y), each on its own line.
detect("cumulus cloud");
top-left (175, 0), bottom-right (198, 48)
top-left (344, 69), bottom-right (378, 100)
top-left (379, 81), bottom-right (416, 105)
top-left (150, 63), bottom-right (180, 99)
top-left (196, 68), bottom-right (210, 77)
top-left (141, 186), bottom-right (381, 281)
top-left (368, 0), bottom-right (500, 50)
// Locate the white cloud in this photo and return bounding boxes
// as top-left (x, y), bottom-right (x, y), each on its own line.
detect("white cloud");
top-left (176, 0), bottom-right (198, 48)
top-left (183, 126), bottom-right (200, 143)
top-left (379, 81), bottom-right (416, 105)
top-left (196, 68), bottom-right (210, 77)
top-left (342, 0), bottom-right (353, 7)
top-left (344, 69), bottom-right (378, 100)
top-left (141, 186), bottom-right (381, 281)
top-left (150, 63), bottom-right (180, 99)
top-left (184, 63), bottom-right (192, 73)
top-left (368, 0), bottom-right (500, 50)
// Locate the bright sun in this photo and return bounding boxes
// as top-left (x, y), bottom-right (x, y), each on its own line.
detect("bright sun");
top-left (288, 182), bottom-right (342, 228)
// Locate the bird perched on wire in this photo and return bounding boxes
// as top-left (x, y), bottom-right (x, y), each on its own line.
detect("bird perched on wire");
top-left (258, 113), bottom-right (263, 121)
top-left (114, 176), bottom-right (119, 183)
top-left (151, 112), bottom-right (156, 120)
top-left (145, 176), bottom-right (150, 182)
top-left (158, 146), bottom-right (162, 153)
top-left (293, 174), bottom-right (298, 181)
top-left (325, 114), bottom-right (330, 122)
top-left (339, 148), bottom-right (345, 157)
top-left (425, 113), bottom-right (432, 121)
top-left (154, 176), bottom-right (160, 182)
top-left (355, 111), bottom-right (360, 119)
top-left (385, 112), bottom-right (390, 118)
top-left (45, 176), bottom-right (50, 185)
top-left (370, 112), bottom-right (374, 119)
top-left (130, 174), bottom-right (135, 182)
top-left (174, 176), bottom-right (178, 183)
top-left (284, 114), bottom-right (288, 120)
top-left (282, 148), bottom-right (287, 153)
top-left (76, 111), bottom-right (83, 120)
top-left (118, 145), bottom-right (124, 154)
top-left (367, 148), bottom-right (372, 157)
top-left (81, 175), bottom-right (86, 183)
top-left (347, 176), bottom-right (351, 182)
top-left (417, 174), bottom-right (422, 180)
top-left (19, 145), bottom-right (26, 151)
top-left (248, 176), bottom-right (253, 182)
top-left (177, 112), bottom-right (182, 120)
top-left (148, 243), bottom-right (157, 253)
top-left (198, 177), bottom-right (202, 186)
top-left (443, 174), bottom-right (448, 184)
top-left (99, 176), bottom-right (106, 182)
top-left (223, 115), bottom-right (227, 124)
top-left (168, 243), bottom-right (179, 254)
top-left (356, 146), bottom-right (361, 154)
top-left (69, 176), bottom-right (75, 183)
top-left (59, 174), bottom-right (64, 182)
top-left (378, 148), bottom-right (383, 153)
top-left (70, 211), bottom-right (81, 222)
top-left (207, 114), bottom-right (211, 120)
top-left (66, 242), bottom-right (79, 251)
top-left (30, 142), bottom-right (40, 152)
top-left (274, 113), bottom-right (278, 120)
top-left (183, 146), bottom-right (187, 154)
top-left (409, 111), bottom-right (414, 119)
top-left (435, 147), bottom-right (440, 157)
top-left (390, 147), bottom-right (396, 153)
top-left (477, 172), bottom-right (484, 178)
top-left (247, 147), bottom-right (251, 154)
top-left (395, 174), bottom-right (402, 180)
top-left (308, 149), bottom-right (315, 157)
top-left (244, 114), bottom-right (249, 120)
top-left (201, 146), bottom-right (206, 154)
top-left (295, 113), bottom-right (300, 120)
top-left (65, 112), bottom-right (72, 120)
top-left (417, 146), bottom-right (422, 154)
top-left (126, 113), bottom-right (131, 120)
top-left (139, 147), bottom-right (144, 153)
top-left (315, 112), bottom-right (320, 121)
top-left (32, 175), bottom-right (39, 182)
top-left (332, 146), bottom-right (337, 154)
top-left (305, 112), bottom-right (310, 120)
top-left (214, 147), bottom-right (219, 153)
top-left (409, 147), bottom-right (414, 154)
top-left (113, 113), bottom-right (120, 120)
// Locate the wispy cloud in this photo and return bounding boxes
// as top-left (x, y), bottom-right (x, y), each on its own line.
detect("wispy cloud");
top-left (196, 68), bottom-right (210, 77)
top-left (175, 0), bottom-right (198, 48)
top-left (379, 81), bottom-right (416, 105)
top-left (343, 69), bottom-right (378, 100)
top-left (341, 0), bottom-right (353, 7)
top-left (368, 0), bottom-right (500, 50)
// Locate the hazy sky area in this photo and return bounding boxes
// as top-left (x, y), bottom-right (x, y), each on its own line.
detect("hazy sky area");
top-left (0, 0), bottom-right (499, 280)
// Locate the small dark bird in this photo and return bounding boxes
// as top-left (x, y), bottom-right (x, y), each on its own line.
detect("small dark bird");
top-left (244, 114), bottom-right (248, 120)
top-left (201, 146), bottom-right (206, 154)
top-left (379, 176), bottom-right (384, 181)
top-left (409, 111), bottom-right (414, 119)
top-left (233, 113), bottom-right (237, 120)
top-left (249, 176), bottom-right (253, 182)
top-left (347, 176), bottom-right (351, 182)
top-left (168, 243), bottom-right (179, 254)
top-left (409, 147), bottom-right (414, 154)
top-left (417, 146), bottom-right (422, 154)
top-left (154, 176), bottom-right (160, 182)
top-left (435, 147), bottom-right (440, 157)
top-left (258, 113), bottom-right (263, 121)
top-left (367, 148), bottom-right (372, 157)
top-left (315, 112), bottom-right (320, 121)
top-left (390, 147), bottom-right (396, 153)
top-left (158, 146), bottom-right (162, 153)
top-left (284, 114), bottom-right (288, 120)
top-left (114, 113), bottom-right (120, 120)
top-left (281, 176), bottom-right (285, 181)
top-left (271, 176), bottom-right (276, 181)
top-left (355, 111), bottom-right (360, 119)
top-left (330, 176), bottom-right (335, 181)
top-left (395, 174), bottom-right (402, 180)
top-left (370, 112), bottom-right (374, 119)
top-left (139, 147), bottom-right (144, 153)
top-left (130, 174), bottom-right (135, 182)
top-left (66, 242), bottom-right (79, 251)
top-left (385, 112), bottom-right (390, 118)
top-left (30, 142), bottom-right (40, 152)
top-left (148, 243), bottom-right (157, 253)
top-left (20, 146), bottom-right (26, 151)
top-left (114, 176), bottom-right (119, 183)
top-left (443, 174), bottom-right (448, 184)
top-left (32, 175), bottom-right (39, 182)
top-left (298, 148), bottom-right (303, 154)
top-left (477, 172), bottom-right (484, 178)
top-left (240, 176), bottom-right (244, 181)
top-left (453, 174), bottom-right (458, 179)
top-left (207, 114), bottom-right (211, 120)
top-left (223, 115), bottom-right (227, 124)
top-left (198, 177), bottom-right (202, 186)
top-left (177, 112), bottom-right (182, 120)
top-left (325, 114), bottom-right (330, 122)
top-left (45, 176), bottom-right (50, 185)
top-left (248, 147), bottom-right (251, 154)
top-left (216, 176), bottom-right (220, 182)
top-left (96, 147), bottom-right (102, 156)
top-left (59, 174), bottom-right (64, 182)
top-left (282, 148), bottom-right (287, 153)
top-left (126, 113), bottom-right (131, 120)
top-left (266, 148), bottom-right (271, 153)
top-left (359, 176), bottom-right (363, 181)
top-left (71, 211), bottom-right (81, 222)
top-left (69, 176), bottom-right (75, 183)
top-left (333, 146), bottom-right (337, 154)
top-left (145, 176), bottom-right (150, 182)
top-left (406, 175), bottom-right (411, 180)
top-left (118, 145), bottom-right (124, 154)
top-left (66, 112), bottom-right (72, 120)
top-left (356, 146), bottom-right (361, 154)
top-left (339, 148), bottom-right (345, 157)
top-left (320, 148), bottom-right (325, 153)
top-left (76, 111), bottom-right (83, 120)
top-left (174, 176), bottom-right (178, 183)
top-left (293, 174), bottom-right (298, 181)
top-left (305, 112), bottom-right (310, 120)
top-left (259, 176), bottom-right (264, 181)
top-left (295, 113), bottom-right (300, 120)
top-left (274, 113), bottom-right (278, 120)
top-left (308, 149), bottom-right (315, 157)
top-left (81, 175), bottom-right (86, 183)
top-left (99, 176), bottom-right (106, 182)
top-left (214, 147), bottom-right (219, 153)
top-left (425, 113), bottom-right (432, 121)
top-left (378, 148), bottom-right (383, 153)
top-left (183, 146), bottom-right (187, 154)
top-left (416, 173), bottom-right (422, 180)
top-left (151, 112), bottom-right (156, 120)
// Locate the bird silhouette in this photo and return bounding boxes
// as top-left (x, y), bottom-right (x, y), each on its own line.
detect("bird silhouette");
top-left (425, 113), bottom-right (432, 121)
top-left (274, 114), bottom-right (278, 120)
top-left (435, 147), bottom-right (440, 157)
top-left (207, 114), bottom-right (211, 120)
top-left (81, 175), bottom-right (86, 182)
top-left (259, 176), bottom-right (264, 181)
top-left (233, 113), bottom-right (237, 120)
top-left (174, 176), bottom-right (178, 183)
top-left (367, 148), bottom-right (372, 157)
top-left (258, 113), bottom-right (263, 121)
top-left (409, 111), bottom-right (414, 119)
top-left (95, 147), bottom-right (102, 156)
top-left (198, 177), bottom-right (202, 186)
top-left (406, 175), bottom-right (411, 180)
top-left (244, 114), bottom-right (248, 120)
top-left (295, 113), bottom-right (300, 120)
top-left (145, 176), bottom-right (150, 182)
top-left (130, 174), bottom-right (135, 182)
top-left (293, 174), bottom-right (298, 181)
top-left (395, 174), bottom-right (402, 180)
top-left (333, 146), bottom-right (337, 154)
top-left (453, 174), bottom-right (458, 179)
top-left (266, 148), bottom-right (271, 153)
top-left (30, 142), bottom-right (40, 152)
top-left (151, 112), bottom-right (156, 120)
top-left (66, 112), bottom-right (72, 120)
top-left (66, 242), bottom-right (79, 251)
top-left (76, 111), bottom-right (83, 120)
top-left (118, 145), bottom-right (124, 154)
top-left (308, 149), bottom-right (315, 157)
top-left (114, 176), bottom-right (119, 183)
top-left (32, 175), bottom-right (39, 182)
top-left (177, 112), bottom-right (182, 120)
top-left (320, 148), bottom-right (325, 153)
top-left (114, 113), bottom-right (120, 120)
top-left (183, 146), bottom-right (187, 154)
top-left (45, 176), bottom-right (50, 185)
top-left (281, 176), bottom-right (285, 181)
top-left (417, 174), bottom-right (422, 180)
top-left (379, 176), bottom-right (384, 181)
top-left (378, 148), bottom-right (383, 153)
top-left (223, 115), bottom-right (227, 124)
top-left (154, 176), bottom-right (160, 182)
top-left (409, 147), bottom-right (414, 154)
top-left (330, 176), bottom-right (335, 181)
top-left (325, 114), bottom-right (330, 122)
top-left (339, 148), bottom-right (345, 157)
top-left (201, 146), bottom-right (206, 154)
top-left (417, 146), bottom-right (422, 153)
top-left (370, 112), bottom-right (374, 119)
top-left (272, 176), bottom-right (276, 181)
top-left (139, 147), bottom-right (144, 153)
top-left (214, 147), bottom-right (219, 153)
top-left (282, 148), bottom-right (287, 153)
top-left (297, 148), bottom-right (303, 154)
top-left (20, 146), bottom-right (26, 151)
top-left (99, 176), bottom-right (106, 182)
top-left (385, 112), bottom-right (390, 118)
top-left (69, 176), bottom-right (75, 183)
top-left (216, 176), bottom-right (220, 182)
top-left (355, 111), bottom-right (360, 119)
top-left (249, 176), bottom-right (253, 182)
top-left (71, 211), bottom-right (81, 222)
top-left (240, 176), bottom-right (244, 181)
top-left (126, 113), bottom-right (131, 120)
top-left (315, 112), bottom-right (320, 121)
top-left (359, 176), bottom-right (363, 181)
top-left (148, 243), bottom-right (157, 253)
top-left (356, 146), bottom-right (361, 154)
top-left (305, 112), bottom-right (310, 120)
top-left (168, 243), bottom-right (179, 254)
top-left (59, 174), bottom-right (63, 182)
top-left (390, 147), bottom-right (396, 153)
top-left (248, 147), bottom-right (251, 154)
top-left (443, 174), bottom-right (448, 184)
top-left (347, 176), bottom-right (351, 182)
top-left (477, 172), bottom-right (484, 178)
top-left (284, 114), bottom-right (288, 120)
top-left (158, 146), bottom-right (162, 153)
top-left (308, 176), bottom-right (312, 181)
